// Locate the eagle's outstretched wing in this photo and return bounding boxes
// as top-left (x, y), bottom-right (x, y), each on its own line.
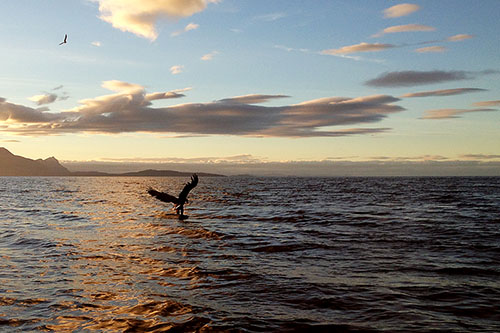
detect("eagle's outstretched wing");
top-left (178, 174), bottom-right (198, 203)
top-left (148, 188), bottom-right (179, 204)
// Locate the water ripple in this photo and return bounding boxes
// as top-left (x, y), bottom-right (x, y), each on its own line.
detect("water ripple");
top-left (0, 176), bottom-right (499, 332)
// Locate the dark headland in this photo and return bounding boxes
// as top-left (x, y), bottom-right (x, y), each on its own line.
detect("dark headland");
top-left (0, 148), bottom-right (224, 177)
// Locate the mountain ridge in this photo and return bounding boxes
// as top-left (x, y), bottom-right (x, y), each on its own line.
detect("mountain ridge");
top-left (0, 148), bottom-right (225, 177)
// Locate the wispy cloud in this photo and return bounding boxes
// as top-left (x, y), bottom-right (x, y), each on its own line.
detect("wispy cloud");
top-left (415, 46), bottom-right (447, 53)
top-left (321, 42), bottom-right (395, 55)
top-left (201, 50), bottom-right (219, 61)
top-left (447, 34), bottom-right (474, 42)
top-left (402, 88), bottom-right (486, 98)
top-left (373, 24), bottom-right (435, 37)
top-left (460, 154), bottom-right (500, 160)
top-left (0, 81), bottom-right (405, 137)
top-left (93, 0), bottom-right (219, 40)
top-left (171, 22), bottom-right (199, 37)
top-left (383, 3), bottom-right (420, 18)
top-left (100, 154), bottom-right (263, 164)
top-left (146, 87), bottom-right (192, 101)
top-left (254, 12), bottom-right (286, 22)
top-left (91, 41), bottom-right (102, 47)
top-left (472, 100), bottom-right (500, 107)
top-left (274, 45), bottom-right (311, 54)
top-left (218, 94), bottom-right (290, 104)
top-left (365, 70), bottom-right (498, 87)
top-left (421, 108), bottom-right (497, 119)
top-left (170, 65), bottom-right (184, 75)
top-left (369, 155), bottom-right (449, 161)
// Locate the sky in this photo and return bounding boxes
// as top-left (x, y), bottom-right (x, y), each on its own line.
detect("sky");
top-left (0, 0), bottom-right (499, 175)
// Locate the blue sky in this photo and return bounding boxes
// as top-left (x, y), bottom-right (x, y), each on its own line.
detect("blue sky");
top-left (0, 0), bottom-right (499, 173)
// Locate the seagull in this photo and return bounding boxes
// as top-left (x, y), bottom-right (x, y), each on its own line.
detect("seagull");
top-left (148, 174), bottom-right (198, 217)
top-left (59, 34), bottom-right (67, 45)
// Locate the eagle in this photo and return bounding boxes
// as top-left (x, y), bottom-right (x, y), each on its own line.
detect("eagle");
top-left (148, 174), bottom-right (198, 216)
top-left (59, 34), bottom-right (67, 45)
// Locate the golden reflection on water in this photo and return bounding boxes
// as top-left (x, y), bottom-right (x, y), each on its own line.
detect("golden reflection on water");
top-left (29, 178), bottom-right (224, 331)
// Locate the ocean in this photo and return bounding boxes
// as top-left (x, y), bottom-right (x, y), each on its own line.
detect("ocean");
top-left (1, 176), bottom-right (499, 332)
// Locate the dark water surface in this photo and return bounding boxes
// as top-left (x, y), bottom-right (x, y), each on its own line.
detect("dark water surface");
top-left (1, 176), bottom-right (499, 332)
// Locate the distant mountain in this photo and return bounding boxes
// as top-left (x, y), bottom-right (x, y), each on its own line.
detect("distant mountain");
top-left (0, 147), bottom-right (71, 176)
top-left (118, 169), bottom-right (224, 177)
top-left (0, 148), bottom-right (225, 177)
top-left (71, 169), bottom-right (224, 177)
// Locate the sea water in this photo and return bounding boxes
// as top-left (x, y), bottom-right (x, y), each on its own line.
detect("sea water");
top-left (0, 176), bottom-right (499, 332)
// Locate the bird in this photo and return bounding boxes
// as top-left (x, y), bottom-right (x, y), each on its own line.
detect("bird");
top-left (59, 34), bottom-right (67, 45)
top-left (148, 174), bottom-right (198, 217)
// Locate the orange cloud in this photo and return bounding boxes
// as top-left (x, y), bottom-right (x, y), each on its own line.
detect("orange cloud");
top-left (447, 34), bottom-right (474, 42)
top-left (171, 22), bottom-right (199, 36)
top-left (415, 46), bottom-right (447, 53)
top-left (28, 93), bottom-right (58, 106)
top-left (94, 0), bottom-right (218, 40)
top-left (321, 42), bottom-right (394, 55)
top-left (201, 50), bottom-right (219, 61)
top-left (473, 100), bottom-right (500, 107)
top-left (373, 24), bottom-right (435, 37)
top-left (383, 3), bottom-right (420, 18)
top-left (402, 88), bottom-right (486, 98)
top-left (422, 108), bottom-right (497, 119)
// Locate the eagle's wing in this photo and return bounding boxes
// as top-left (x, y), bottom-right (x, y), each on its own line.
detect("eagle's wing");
top-left (148, 188), bottom-right (179, 204)
top-left (64, 34), bottom-right (67, 42)
top-left (178, 174), bottom-right (198, 203)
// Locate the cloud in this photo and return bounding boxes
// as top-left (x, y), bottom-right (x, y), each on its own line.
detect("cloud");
top-left (365, 70), bottom-right (498, 87)
top-left (0, 98), bottom-right (67, 123)
top-left (2, 139), bottom-right (20, 143)
top-left (460, 154), bottom-right (500, 160)
top-left (473, 100), bottom-right (500, 107)
top-left (369, 155), bottom-right (450, 161)
top-left (421, 108), bottom-right (497, 119)
top-left (101, 80), bottom-right (143, 93)
top-left (201, 50), bottom-right (218, 61)
top-left (254, 12), bottom-right (286, 22)
top-left (0, 81), bottom-right (405, 137)
top-left (402, 88), bottom-right (486, 98)
top-left (170, 65), bottom-right (184, 74)
top-left (274, 45), bottom-right (310, 53)
top-left (415, 46), bottom-right (447, 53)
top-left (93, 0), bottom-right (219, 40)
top-left (100, 154), bottom-right (264, 164)
top-left (383, 3), bottom-right (420, 18)
top-left (321, 42), bottom-right (394, 55)
top-left (91, 41), bottom-right (102, 47)
top-left (28, 93), bottom-right (58, 106)
top-left (146, 87), bottom-right (191, 101)
top-left (373, 24), bottom-right (435, 37)
top-left (171, 22), bottom-right (199, 36)
top-left (218, 94), bottom-right (290, 104)
top-left (447, 34), bottom-right (474, 42)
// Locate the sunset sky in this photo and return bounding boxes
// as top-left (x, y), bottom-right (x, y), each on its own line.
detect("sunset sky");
top-left (0, 0), bottom-right (499, 174)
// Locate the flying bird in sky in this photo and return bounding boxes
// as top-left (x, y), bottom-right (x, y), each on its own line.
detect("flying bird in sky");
top-left (148, 174), bottom-right (198, 217)
top-left (59, 34), bottom-right (67, 45)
